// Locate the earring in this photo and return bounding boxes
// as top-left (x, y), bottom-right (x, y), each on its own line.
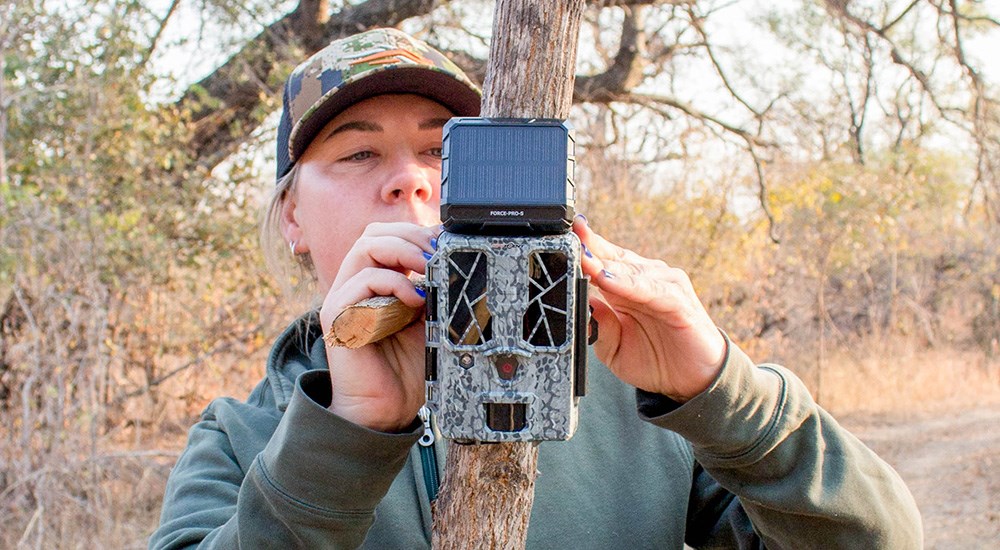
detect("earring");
top-left (289, 241), bottom-right (297, 255)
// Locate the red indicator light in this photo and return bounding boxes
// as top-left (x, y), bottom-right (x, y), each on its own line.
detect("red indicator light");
top-left (494, 355), bottom-right (519, 380)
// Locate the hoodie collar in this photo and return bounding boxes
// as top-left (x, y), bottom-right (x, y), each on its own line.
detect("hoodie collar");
top-left (265, 310), bottom-right (328, 411)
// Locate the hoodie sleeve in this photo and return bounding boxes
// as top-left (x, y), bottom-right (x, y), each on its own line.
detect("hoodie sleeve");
top-left (149, 370), bottom-right (421, 549)
top-left (637, 335), bottom-right (923, 549)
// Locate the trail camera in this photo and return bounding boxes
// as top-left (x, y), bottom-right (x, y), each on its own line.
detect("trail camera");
top-left (425, 118), bottom-right (591, 443)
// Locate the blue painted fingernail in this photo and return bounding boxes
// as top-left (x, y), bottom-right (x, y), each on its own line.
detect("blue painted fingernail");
top-left (582, 243), bottom-right (593, 258)
top-left (575, 213), bottom-right (588, 225)
top-left (422, 251), bottom-right (433, 261)
top-left (415, 287), bottom-right (427, 298)
top-left (601, 269), bottom-right (615, 279)
top-left (430, 237), bottom-right (438, 250)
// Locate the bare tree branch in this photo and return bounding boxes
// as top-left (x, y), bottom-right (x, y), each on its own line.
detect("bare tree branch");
top-left (880, 0), bottom-right (921, 33)
top-left (178, 0), bottom-right (441, 173)
top-left (748, 145), bottom-right (779, 244)
top-left (634, 92), bottom-right (775, 148)
top-left (687, 7), bottom-right (763, 115)
top-left (138, 0), bottom-right (181, 67)
top-left (823, 0), bottom-right (948, 118)
top-left (575, 5), bottom-right (649, 101)
top-left (110, 322), bottom-right (266, 405)
top-left (838, 31), bottom-right (875, 165)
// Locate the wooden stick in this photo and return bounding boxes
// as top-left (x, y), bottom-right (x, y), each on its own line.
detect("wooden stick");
top-left (323, 296), bottom-right (422, 349)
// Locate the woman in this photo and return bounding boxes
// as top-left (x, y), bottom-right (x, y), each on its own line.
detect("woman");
top-left (151, 28), bottom-right (922, 549)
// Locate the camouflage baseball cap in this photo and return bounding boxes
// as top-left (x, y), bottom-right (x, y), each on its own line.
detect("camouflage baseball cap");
top-left (275, 28), bottom-right (482, 181)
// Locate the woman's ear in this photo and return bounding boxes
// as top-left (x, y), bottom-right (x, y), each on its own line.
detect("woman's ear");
top-left (280, 191), bottom-right (309, 254)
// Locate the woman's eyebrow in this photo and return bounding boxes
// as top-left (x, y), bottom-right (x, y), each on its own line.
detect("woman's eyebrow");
top-left (324, 120), bottom-right (383, 141)
top-left (420, 118), bottom-right (451, 131)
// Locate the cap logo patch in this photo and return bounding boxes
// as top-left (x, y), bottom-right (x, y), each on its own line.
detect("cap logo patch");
top-left (349, 48), bottom-right (432, 67)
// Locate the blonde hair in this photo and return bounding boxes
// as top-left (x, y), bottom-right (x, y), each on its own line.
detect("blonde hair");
top-left (260, 163), bottom-right (316, 301)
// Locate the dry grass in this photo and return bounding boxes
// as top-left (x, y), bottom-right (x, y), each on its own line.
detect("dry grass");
top-left (0, 347), bottom-right (269, 549)
top-left (816, 345), bottom-right (1000, 416)
top-left (2, 450), bottom-right (176, 549)
top-left (753, 334), bottom-right (1000, 417)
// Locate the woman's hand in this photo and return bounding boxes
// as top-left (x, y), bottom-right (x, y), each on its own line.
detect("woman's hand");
top-left (318, 222), bottom-right (439, 432)
top-left (573, 216), bottom-right (727, 403)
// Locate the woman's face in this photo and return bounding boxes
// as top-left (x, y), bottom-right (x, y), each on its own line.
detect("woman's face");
top-left (282, 94), bottom-right (453, 291)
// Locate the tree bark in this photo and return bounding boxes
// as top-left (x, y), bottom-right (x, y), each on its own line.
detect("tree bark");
top-left (431, 1), bottom-right (585, 548)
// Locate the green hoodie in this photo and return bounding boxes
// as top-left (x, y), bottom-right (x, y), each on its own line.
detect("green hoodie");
top-left (150, 313), bottom-right (921, 548)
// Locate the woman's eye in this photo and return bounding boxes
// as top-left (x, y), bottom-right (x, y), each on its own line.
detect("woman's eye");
top-left (343, 150), bottom-right (374, 162)
top-left (428, 147), bottom-right (443, 158)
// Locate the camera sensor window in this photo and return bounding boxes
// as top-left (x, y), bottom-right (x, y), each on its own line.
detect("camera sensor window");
top-left (447, 251), bottom-right (494, 346)
top-left (523, 251), bottom-right (569, 348)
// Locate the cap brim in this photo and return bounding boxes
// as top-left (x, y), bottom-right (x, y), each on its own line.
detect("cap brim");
top-left (289, 67), bottom-right (482, 162)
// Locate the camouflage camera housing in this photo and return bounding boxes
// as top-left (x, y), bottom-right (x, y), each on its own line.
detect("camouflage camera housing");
top-left (425, 118), bottom-right (589, 442)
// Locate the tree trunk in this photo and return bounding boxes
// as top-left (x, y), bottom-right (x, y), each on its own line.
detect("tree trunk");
top-left (431, 1), bottom-right (585, 548)
top-left (479, 1), bottom-right (584, 119)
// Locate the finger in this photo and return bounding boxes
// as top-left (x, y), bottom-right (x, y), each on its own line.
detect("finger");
top-left (590, 254), bottom-right (682, 299)
top-left (586, 290), bottom-right (622, 365)
top-left (573, 219), bottom-right (670, 288)
top-left (572, 216), bottom-right (651, 266)
top-left (321, 268), bottom-right (426, 331)
top-left (359, 221), bottom-right (441, 254)
top-left (334, 222), bottom-right (442, 287)
top-left (334, 235), bottom-right (434, 290)
top-left (376, 322), bottom-right (427, 381)
top-left (591, 262), bottom-right (700, 326)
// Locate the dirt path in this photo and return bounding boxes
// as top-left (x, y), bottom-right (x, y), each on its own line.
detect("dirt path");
top-left (842, 404), bottom-right (1000, 549)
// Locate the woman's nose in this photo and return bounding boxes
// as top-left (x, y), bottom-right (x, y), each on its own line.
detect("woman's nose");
top-left (381, 155), bottom-right (435, 204)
